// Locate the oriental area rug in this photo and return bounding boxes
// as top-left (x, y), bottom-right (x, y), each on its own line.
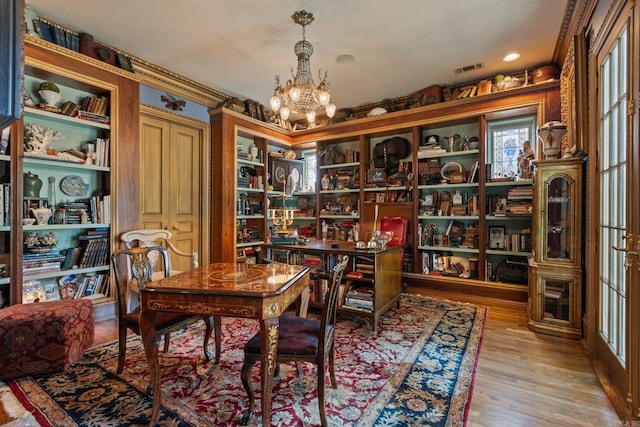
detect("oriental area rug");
top-left (2, 295), bottom-right (486, 426)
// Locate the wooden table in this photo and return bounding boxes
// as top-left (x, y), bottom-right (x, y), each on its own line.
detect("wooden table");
top-left (139, 262), bottom-right (310, 426)
top-left (262, 240), bottom-right (402, 330)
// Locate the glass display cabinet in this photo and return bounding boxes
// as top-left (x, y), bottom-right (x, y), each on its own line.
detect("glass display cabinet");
top-left (528, 157), bottom-right (584, 338)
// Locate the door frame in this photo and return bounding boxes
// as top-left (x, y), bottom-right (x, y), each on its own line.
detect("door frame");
top-left (139, 104), bottom-right (211, 264)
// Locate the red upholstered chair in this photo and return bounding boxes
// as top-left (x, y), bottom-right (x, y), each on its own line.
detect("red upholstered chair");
top-left (240, 255), bottom-right (349, 427)
top-left (0, 299), bottom-right (94, 380)
top-left (380, 216), bottom-right (408, 269)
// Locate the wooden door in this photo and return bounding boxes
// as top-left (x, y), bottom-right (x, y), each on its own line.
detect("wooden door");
top-left (590, 4), bottom-right (640, 417)
top-left (139, 112), bottom-right (204, 272)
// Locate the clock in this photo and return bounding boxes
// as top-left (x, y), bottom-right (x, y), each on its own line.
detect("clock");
top-left (274, 166), bottom-right (286, 183)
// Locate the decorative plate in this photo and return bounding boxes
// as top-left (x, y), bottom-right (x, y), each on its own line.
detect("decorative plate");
top-left (60, 175), bottom-right (89, 196)
top-left (440, 161), bottom-right (463, 181)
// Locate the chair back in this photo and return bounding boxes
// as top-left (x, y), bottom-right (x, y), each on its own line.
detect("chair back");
top-left (111, 246), bottom-right (170, 317)
top-left (380, 216), bottom-right (408, 247)
top-left (320, 255), bottom-right (349, 345)
top-left (120, 229), bottom-right (198, 272)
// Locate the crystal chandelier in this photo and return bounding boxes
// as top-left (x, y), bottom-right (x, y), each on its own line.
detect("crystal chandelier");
top-left (270, 10), bottom-right (336, 126)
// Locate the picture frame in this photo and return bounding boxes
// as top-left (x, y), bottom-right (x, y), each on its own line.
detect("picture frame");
top-left (376, 193), bottom-right (385, 203)
top-left (367, 168), bottom-right (387, 184)
top-left (488, 226), bottom-right (505, 250)
top-left (269, 158), bottom-right (304, 193)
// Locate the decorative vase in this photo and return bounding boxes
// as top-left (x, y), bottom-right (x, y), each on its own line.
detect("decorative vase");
top-left (321, 174), bottom-right (330, 190)
top-left (23, 171), bottom-right (43, 197)
top-left (537, 121), bottom-right (567, 160)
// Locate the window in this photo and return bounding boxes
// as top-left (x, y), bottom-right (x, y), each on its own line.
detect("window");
top-left (486, 115), bottom-right (537, 179)
top-left (302, 149), bottom-right (316, 192)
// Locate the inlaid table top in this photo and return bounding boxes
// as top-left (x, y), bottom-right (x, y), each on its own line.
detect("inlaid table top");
top-left (139, 262), bottom-right (310, 426)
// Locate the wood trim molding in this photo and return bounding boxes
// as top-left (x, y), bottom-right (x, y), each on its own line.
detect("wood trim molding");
top-left (131, 57), bottom-right (229, 108)
top-left (25, 35), bottom-right (140, 82)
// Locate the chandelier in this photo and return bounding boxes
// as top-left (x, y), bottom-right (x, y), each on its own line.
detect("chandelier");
top-left (269, 10), bottom-right (336, 126)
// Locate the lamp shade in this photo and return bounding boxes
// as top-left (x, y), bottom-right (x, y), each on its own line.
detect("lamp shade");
top-left (270, 196), bottom-right (299, 210)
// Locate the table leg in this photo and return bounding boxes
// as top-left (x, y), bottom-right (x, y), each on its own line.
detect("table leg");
top-left (260, 317), bottom-right (279, 426)
top-left (140, 309), bottom-right (160, 426)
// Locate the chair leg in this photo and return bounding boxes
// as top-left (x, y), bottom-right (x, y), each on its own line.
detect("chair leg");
top-left (214, 316), bottom-right (222, 364)
top-left (328, 342), bottom-right (337, 388)
top-left (317, 362), bottom-right (328, 427)
top-left (163, 332), bottom-right (170, 352)
top-left (117, 325), bottom-right (127, 374)
top-left (240, 359), bottom-right (257, 425)
top-left (201, 316), bottom-right (221, 364)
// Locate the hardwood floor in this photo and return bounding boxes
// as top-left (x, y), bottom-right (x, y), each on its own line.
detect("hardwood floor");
top-left (94, 290), bottom-right (622, 426)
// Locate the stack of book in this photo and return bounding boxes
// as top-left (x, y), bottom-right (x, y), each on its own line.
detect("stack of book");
top-left (343, 286), bottom-right (374, 311)
top-left (506, 186), bottom-right (533, 214)
top-left (461, 223), bottom-right (480, 248)
top-left (60, 200), bottom-right (91, 224)
top-left (59, 273), bottom-right (110, 300)
top-left (23, 252), bottom-right (65, 276)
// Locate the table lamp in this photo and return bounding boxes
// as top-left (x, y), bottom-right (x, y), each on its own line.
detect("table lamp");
top-left (270, 194), bottom-right (299, 235)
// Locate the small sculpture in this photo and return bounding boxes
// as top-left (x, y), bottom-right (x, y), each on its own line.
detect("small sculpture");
top-left (24, 123), bottom-right (65, 154)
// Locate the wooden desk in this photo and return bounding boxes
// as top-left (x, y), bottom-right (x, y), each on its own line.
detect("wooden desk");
top-left (262, 240), bottom-right (402, 330)
top-left (139, 262), bottom-right (310, 426)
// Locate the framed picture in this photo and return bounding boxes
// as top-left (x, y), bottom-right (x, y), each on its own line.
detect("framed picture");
top-left (269, 158), bottom-right (304, 193)
top-left (367, 168), bottom-right (387, 184)
top-left (489, 226), bottom-right (505, 249)
top-left (376, 193), bottom-right (385, 203)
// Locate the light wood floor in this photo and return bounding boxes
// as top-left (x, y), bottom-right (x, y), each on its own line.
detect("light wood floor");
top-left (94, 290), bottom-right (622, 426)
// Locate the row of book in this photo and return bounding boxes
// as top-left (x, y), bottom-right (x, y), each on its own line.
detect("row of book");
top-left (22, 230), bottom-right (111, 277)
top-left (76, 230), bottom-right (111, 269)
top-left (32, 17), bottom-right (80, 52)
top-left (59, 273), bottom-right (110, 300)
top-left (57, 195), bottom-right (111, 225)
top-left (79, 96), bottom-right (109, 118)
top-left (89, 138), bottom-right (110, 168)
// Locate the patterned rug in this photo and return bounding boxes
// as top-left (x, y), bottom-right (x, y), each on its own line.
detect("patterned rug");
top-left (2, 295), bottom-right (486, 426)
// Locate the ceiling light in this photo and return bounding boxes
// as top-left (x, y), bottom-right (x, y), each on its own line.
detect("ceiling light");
top-left (503, 52), bottom-right (520, 62)
top-left (269, 10), bottom-right (336, 126)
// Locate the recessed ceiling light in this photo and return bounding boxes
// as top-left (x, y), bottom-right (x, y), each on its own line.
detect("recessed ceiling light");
top-left (503, 52), bottom-right (520, 62)
top-left (336, 54), bottom-right (355, 65)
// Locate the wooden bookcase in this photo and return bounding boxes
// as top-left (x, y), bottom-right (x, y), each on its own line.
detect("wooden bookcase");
top-left (211, 80), bottom-right (560, 303)
top-left (1, 36), bottom-right (140, 320)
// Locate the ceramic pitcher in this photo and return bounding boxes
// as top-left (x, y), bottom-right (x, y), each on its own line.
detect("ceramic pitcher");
top-left (29, 207), bottom-right (54, 225)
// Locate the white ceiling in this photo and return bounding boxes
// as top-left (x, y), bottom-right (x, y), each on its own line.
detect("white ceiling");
top-left (25, 0), bottom-right (569, 111)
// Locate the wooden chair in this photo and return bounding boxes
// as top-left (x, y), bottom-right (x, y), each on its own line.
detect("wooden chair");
top-left (120, 229), bottom-right (198, 276)
top-left (111, 246), bottom-right (221, 374)
top-left (240, 255), bottom-right (349, 426)
top-left (120, 229), bottom-right (197, 310)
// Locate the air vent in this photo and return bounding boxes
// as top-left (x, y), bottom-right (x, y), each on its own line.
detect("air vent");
top-left (454, 63), bottom-right (483, 74)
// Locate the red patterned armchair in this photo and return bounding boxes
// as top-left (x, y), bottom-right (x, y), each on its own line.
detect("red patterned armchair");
top-left (0, 299), bottom-right (94, 380)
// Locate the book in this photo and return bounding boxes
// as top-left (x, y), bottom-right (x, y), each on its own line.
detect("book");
top-left (61, 247), bottom-right (82, 270)
top-left (34, 19), bottom-right (54, 43)
top-left (0, 127), bottom-right (9, 154)
top-left (53, 25), bottom-right (67, 48)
